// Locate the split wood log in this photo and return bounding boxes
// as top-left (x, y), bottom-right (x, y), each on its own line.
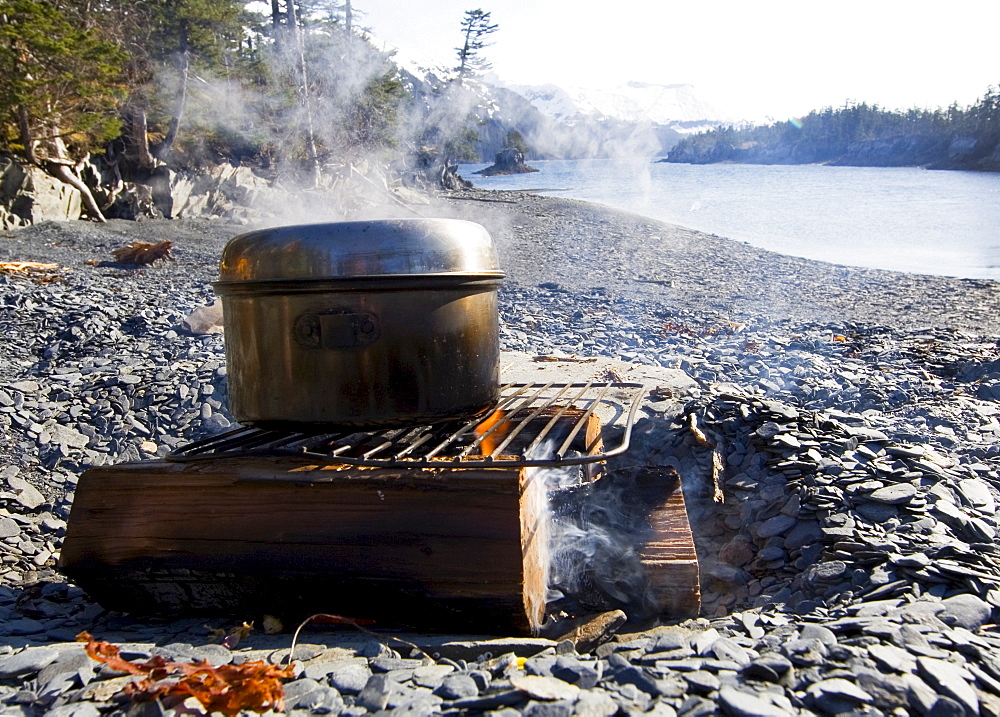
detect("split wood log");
top-left (628, 466), bottom-right (701, 619)
top-left (59, 456), bottom-right (552, 634)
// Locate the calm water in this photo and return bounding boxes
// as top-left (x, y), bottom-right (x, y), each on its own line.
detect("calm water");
top-left (460, 159), bottom-right (1000, 280)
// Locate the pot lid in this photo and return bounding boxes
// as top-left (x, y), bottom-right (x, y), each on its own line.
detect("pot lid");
top-left (217, 218), bottom-right (503, 282)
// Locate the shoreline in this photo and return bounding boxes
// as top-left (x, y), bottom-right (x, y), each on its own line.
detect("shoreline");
top-left (432, 187), bottom-right (1000, 336)
top-left (4, 187), bottom-right (998, 336)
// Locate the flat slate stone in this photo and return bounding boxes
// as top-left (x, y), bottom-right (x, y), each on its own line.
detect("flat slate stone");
top-left (868, 644), bottom-right (916, 674)
top-left (957, 478), bottom-right (995, 512)
top-left (0, 648), bottom-right (59, 678)
top-left (867, 483), bottom-right (917, 504)
top-left (509, 674), bottom-right (580, 701)
top-left (709, 638), bottom-right (752, 667)
top-left (412, 664), bottom-right (455, 689)
top-left (783, 520), bottom-right (822, 550)
top-left (742, 653), bottom-right (792, 682)
top-left (0, 516), bottom-right (20, 538)
top-left (937, 593), bottom-right (994, 630)
top-left (806, 678), bottom-right (872, 704)
top-left (43, 704), bottom-right (102, 717)
top-left (434, 673), bottom-right (480, 700)
top-left (757, 514), bottom-right (797, 538)
top-left (49, 424), bottom-right (89, 449)
top-left (718, 686), bottom-right (793, 716)
top-left (847, 427), bottom-right (889, 442)
top-left (916, 657), bottom-right (979, 716)
top-left (356, 674), bottom-right (393, 712)
top-left (7, 476), bottom-right (44, 509)
top-left (5, 618), bottom-right (47, 636)
top-left (328, 663), bottom-right (373, 695)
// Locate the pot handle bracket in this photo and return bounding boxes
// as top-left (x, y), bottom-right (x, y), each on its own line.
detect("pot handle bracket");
top-left (294, 310), bottom-right (380, 349)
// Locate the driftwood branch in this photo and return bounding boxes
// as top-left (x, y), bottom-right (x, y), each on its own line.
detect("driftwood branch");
top-left (446, 195), bottom-right (519, 204)
top-left (46, 162), bottom-right (105, 222)
top-left (349, 165), bottom-right (425, 216)
top-left (130, 107), bottom-right (158, 170)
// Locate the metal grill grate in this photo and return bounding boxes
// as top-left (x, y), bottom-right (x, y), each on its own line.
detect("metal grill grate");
top-left (167, 382), bottom-right (644, 468)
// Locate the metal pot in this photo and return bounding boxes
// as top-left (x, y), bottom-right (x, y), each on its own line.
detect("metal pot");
top-left (213, 218), bottom-right (504, 428)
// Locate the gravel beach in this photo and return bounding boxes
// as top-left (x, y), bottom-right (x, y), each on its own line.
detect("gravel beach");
top-left (3, 188), bottom-right (1000, 716)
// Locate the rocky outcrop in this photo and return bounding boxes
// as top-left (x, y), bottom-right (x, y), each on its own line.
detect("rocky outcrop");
top-left (438, 163), bottom-right (473, 190)
top-left (0, 155), bottom-right (82, 229)
top-left (976, 143), bottom-right (1000, 172)
top-left (0, 155), bottom-right (432, 227)
top-left (830, 135), bottom-right (949, 167)
top-left (169, 164), bottom-right (273, 219)
top-left (665, 138), bottom-right (845, 166)
top-left (475, 149), bottom-right (539, 176)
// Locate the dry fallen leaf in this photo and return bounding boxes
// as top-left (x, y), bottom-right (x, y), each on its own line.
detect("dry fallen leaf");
top-left (648, 386), bottom-right (674, 400)
top-left (218, 621), bottom-right (255, 649)
top-left (0, 261), bottom-right (66, 283)
top-left (688, 413), bottom-right (710, 446)
top-left (0, 261), bottom-right (58, 273)
top-left (532, 355), bottom-right (597, 363)
top-left (81, 632), bottom-right (295, 715)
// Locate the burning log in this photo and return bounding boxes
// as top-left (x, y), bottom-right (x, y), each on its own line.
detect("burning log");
top-left (60, 411), bottom-right (699, 634)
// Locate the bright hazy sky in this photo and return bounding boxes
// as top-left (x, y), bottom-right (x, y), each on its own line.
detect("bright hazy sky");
top-left (357, 0), bottom-right (999, 121)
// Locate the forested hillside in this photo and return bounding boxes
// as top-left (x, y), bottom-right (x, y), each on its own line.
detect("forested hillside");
top-left (0, 0), bottom-right (499, 223)
top-left (665, 90), bottom-right (1000, 171)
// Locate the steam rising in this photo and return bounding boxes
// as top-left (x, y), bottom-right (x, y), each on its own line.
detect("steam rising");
top-left (530, 442), bottom-right (660, 622)
top-left (158, 18), bottom-right (486, 226)
top-left (547, 474), bottom-right (657, 616)
top-left (151, 14), bottom-right (671, 230)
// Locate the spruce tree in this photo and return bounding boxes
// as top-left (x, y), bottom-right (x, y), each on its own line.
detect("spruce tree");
top-left (0, 0), bottom-right (126, 163)
top-left (0, 0), bottom-right (127, 218)
top-left (455, 9), bottom-right (497, 84)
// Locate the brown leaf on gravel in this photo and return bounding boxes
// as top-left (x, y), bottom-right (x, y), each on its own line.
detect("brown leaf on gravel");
top-left (0, 261), bottom-right (58, 273)
top-left (111, 240), bottom-right (173, 265)
top-left (648, 386), bottom-right (674, 400)
top-left (82, 633), bottom-right (296, 715)
top-left (0, 261), bottom-right (66, 283)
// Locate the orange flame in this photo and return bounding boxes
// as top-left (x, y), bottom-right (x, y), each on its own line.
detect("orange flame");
top-left (474, 409), bottom-right (510, 457)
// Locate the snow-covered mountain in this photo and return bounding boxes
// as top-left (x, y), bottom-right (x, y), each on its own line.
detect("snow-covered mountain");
top-left (499, 80), bottom-right (732, 132)
top-left (376, 36), bottom-right (726, 159)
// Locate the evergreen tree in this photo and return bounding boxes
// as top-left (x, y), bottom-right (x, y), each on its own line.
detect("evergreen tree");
top-left (260, 0), bottom-right (405, 174)
top-left (455, 8), bottom-right (497, 84)
top-left (0, 0), bottom-right (127, 218)
top-left (127, 0), bottom-right (251, 162)
top-left (505, 129), bottom-right (529, 154)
